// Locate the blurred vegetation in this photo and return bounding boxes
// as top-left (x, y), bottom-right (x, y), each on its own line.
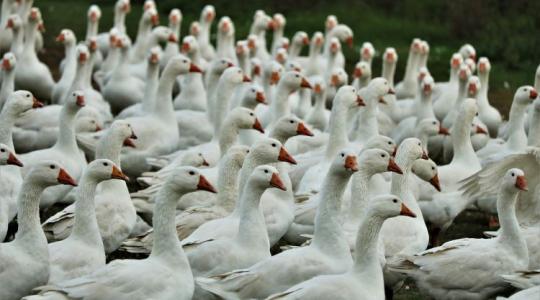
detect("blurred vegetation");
top-left (35, 0), bottom-right (539, 114)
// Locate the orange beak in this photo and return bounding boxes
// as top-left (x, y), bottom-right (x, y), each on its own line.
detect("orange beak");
top-left (400, 203), bottom-right (416, 218)
top-left (270, 72), bottom-right (280, 85)
top-left (345, 36), bottom-right (353, 48)
top-left (168, 33), bottom-right (177, 43)
top-left (388, 88), bottom-right (395, 95)
top-left (7, 152), bottom-right (23, 167)
top-left (530, 89), bottom-right (538, 99)
top-left (468, 83), bottom-right (477, 95)
top-left (197, 175), bottom-right (217, 193)
top-left (387, 159), bottom-right (402, 174)
top-left (278, 147), bottom-right (296, 164)
top-left (243, 75), bottom-right (251, 83)
top-left (255, 91), bottom-right (266, 104)
top-left (32, 97), bottom-right (44, 108)
top-left (479, 63), bottom-right (487, 73)
top-left (252, 65), bottom-right (261, 76)
top-left (423, 84), bottom-right (432, 94)
top-left (386, 52), bottom-right (395, 62)
top-left (270, 173), bottom-right (286, 191)
top-left (475, 125), bottom-right (488, 135)
top-left (300, 77), bottom-right (312, 89)
top-left (150, 53), bottom-right (159, 64)
top-left (95, 124), bottom-right (102, 132)
top-left (151, 14), bottom-right (159, 26)
top-left (296, 122), bottom-right (313, 136)
top-left (181, 42), bottom-right (190, 53)
top-left (267, 20), bottom-right (276, 30)
top-left (314, 84), bottom-right (322, 94)
top-left (353, 68), bottom-right (362, 78)
top-left (123, 138), bottom-right (136, 148)
top-left (515, 175), bottom-right (528, 191)
top-left (357, 95), bottom-right (366, 106)
top-left (439, 126), bottom-right (450, 135)
top-left (76, 95), bottom-right (86, 106)
top-left (302, 36), bottom-right (309, 45)
top-left (111, 165), bottom-right (129, 181)
top-left (201, 158), bottom-right (210, 167)
top-left (6, 19), bottom-right (13, 29)
top-left (252, 118), bottom-right (265, 133)
top-left (189, 63), bottom-right (203, 73)
top-left (451, 58), bottom-right (461, 68)
top-left (57, 168), bottom-right (77, 186)
top-left (2, 59), bottom-right (11, 70)
top-left (430, 174), bottom-right (441, 192)
top-left (330, 74), bottom-right (339, 87)
top-left (56, 33), bottom-right (65, 42)
top-left (344, 155), bottom-right (359, 171)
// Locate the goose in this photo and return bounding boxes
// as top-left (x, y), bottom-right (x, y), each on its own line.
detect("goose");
top-left (395, 38), bottom-right (422, 99)
top-left (94, 28), bottom-right (121, 83)
top-left (352, 61), bottom-right (371, 90)
top-left (498, 270), bottom-right (540, 300)
top-left (43, 120), bottom-right (137, 253)
top-left (84, 5), bottom-right (103, 71)
top-left (188, 165), bottom-right (286, 297)
top-left (249, 10), bottom-right (274, 61)
top-left (102, 35), bottom-right (145, 114)
top-left (15, 8), bottom-right (54, 100)
top-left (196, 149), bottom-right (358, 299)
top-left (288, 31), bottom-right (309, 60)
top-left (305, 78), bottom-right (329, 132)
top-left (443, 73), bottom-right (478, 130)
top-left (459, 43), bottom-right (477, 61)
top-left (161, 9), bottom-right (182, 69)
top-left (5, 14), bottom-right (23, 58)
top-left (389, 168), bottom-right (529, 300)
top-left (32, 167), bottom-right (215, 300)
top-left (174, 35), bottom-right (207, 111)
top-left (129, 7), bottom-right (159, 63)
top-left (475, 57), bottom-right (502, 137)
top-left (95, 0), bottom-right (130, 56)
top-left (180, 138), bottom-right (296, 247)
top-left (127, 26), bottom-right (176, 80)
top-left (0, 161), bottom-right (77, 300)
top-left (120, 55), bottom-right (201, 177)
top-left (205, 58), bottom-right (235, 111)
top-left (235, 40), bottom-right (251, 75)
top-left (433, 53), bottom-right (462, 111)
top-left (321, 24), bottom-right (352, 70)
top-left (116, 48), bottom-right (161, 119)
top-left (38, 159), bottom-right (129, 287)
top-left (121, 146), bottom-right (249, 254)
top-left (216, 17), bottom-right (237, 64)
top-left (51, 29), bottom-right (77, 104)
top-left (303, 32), bottom-right (325, 77)
top-left (0, 90), bottom-right (42, 241)
top-left (0, 52), bottom-right (16, 110)
top-left (198, 5), bottom-right (216, 61)
top-left (266, 195), bottom-right (416, 300)
top-left (0, 0), bottom-right (17, 52)
top-left (0, 142), bottom-right (22, 167)
top-left (270, 13), bottom-right (286, 55)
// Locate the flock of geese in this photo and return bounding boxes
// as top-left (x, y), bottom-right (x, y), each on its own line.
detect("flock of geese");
top-left (0, 0), bottom-right (538, 299)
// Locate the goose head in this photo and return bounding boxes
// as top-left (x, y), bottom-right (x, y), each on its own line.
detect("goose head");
top-left (66, 91), bottom-right (86, 111)
top-left (107, 120), bottom-right (137, 148)
top-left (5, 14), bottom-right (22, 31)
top-left (277, 37), bottom-right (290, 51)
top-left (265, 61), bottom-right (284, 85)
top-left (335, 85), bottom-right (365, 107)
top-left (252, 11), bottom-right (273, 32)
top-left (227, 107), bottom-right (264, 134)
top-left (2, 52), bottom-right (16, 71)
top-left (273, 13), bottom-right (286, 31)
top-left (354, 61), bottom-right (371, 81)
top-left (331, 148), bottom-right (359, 174)
top-left (421, 75), bottom-right (435, 96)
top-left (169, 9), bottom-right (182, 26)
top-left (331, 24), bottom-right (353, 48)
top-left (369, 195), bottom-right (416, 218)
top-left (275, 48), bottom-right (288, 65)
top-left (412, 159), bottom-right (440, 192)
top-left (329, 68), bottom-right (348, 88)
top-left (222, 67), bottom-right (250, 85)
top-left (398, 138), bottom-right (428, 162)
top-left (108, 28), bottom-right (120, 47)
top-left (147, 46), bottom-right (161, 65)
top-left (114, 35), bottom-right (131, 54)
top-left (458, 99), bottom-right (480, 131)
top-left (75, 44), bottom-right (90, 65)
top-left (310, 32), bottom-right (324, 52)
top-left (250, 58), bottom-right (262, 77)
top-left (143, 0), bottom-right (156, 11)
top-left (250, 165), bottom-right (287, 191)
top-left (312, 78), bottom-right (326, 96)
top-left (367, 77), bottom-right (394, 101)
top-left (503, 168), bottom-right (527, 192)
top-left (151, 26), bottom-right (175, 44)
top-left (458, 64), bottom-right (471, 85)
top-left (364, 135), bottom-right (397, 156)
top-left (285, 61), bottom-right (302, 73)
top-left (86, 159), bottom-right (129, 182)
top-left (56, 29), bottom-right (75, 46)
top-left (218, 16), bottom-right (234, 36)
top-left (450, 53), bottom-right (463, 70)
top-left (115, 0), bottom-right (131, 15)
top-left (417, 67), bottom-right (430, 85)
top-left (236, 41), bottom-right (249, 59)
top-left (459, 43), bottom-right (476, 61)
top-left (328, 37), bottom-right (341, 56)
top-left (179, 151), bottom-right (209, 168)
top-left (247, 34), bottom-right (259, 54)
top-left (279, 71), bottom-right (311, 91)
top-left (477, 57), bottom-right (491, 75)
top-left (243, 84), bottom-right (266, 106)
top-left (466, 76), bottom-right (481, 98)
top-left (75, 116), bottom-right (102, 133)
top-left (251, 138), bottom-right (296, 165)
top-left (0, 143), bottom-right (22, 167)
top-left (273, 115), bottom-right (313, 139)
top-left (513, 85), bottom-right (537, 105)
top-left (360, 42), bottom-right (375, 62)
top-left (167, 167), bottom-right (217, 194)
top-left (410, 38), bottom-right (422, 55)
top-left (200, 5), bottom-right (215, 24)
top-left (29, 161), bottom-right (78, 187)
top-left (190, 21), bottom-right (200, 37)
top-left (167, 55), bottom-right (202, 75)
top-left (87, 5), bottom-right (101, 23)
top-left (384, 47), bottom-right (398, 64)
top-left (292, 31), bottom-right (309, 48)
top-left (5, 90), bottom-right (43, 116)
top-left (418, 118), bottom-right (450, 137)
top-left (87, 37), bottom-right (98, 53)
top-left (420, 41), bottom-right (430, 57)
top-left (28, 7), bottom-right (41, 25)
top-left (141, 7), bottom-right (159, 27)
top-left (209, 58), bottom-right (234, 77)
top-left (360, 148), bottom-right (402, 175)
top-left (325, 15), bottom-right (338, 32)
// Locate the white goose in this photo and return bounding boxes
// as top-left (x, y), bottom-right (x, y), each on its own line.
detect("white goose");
top-left (394, 38), bottom-right (422, 99)
top-left (174, 35), bottom-right (207, 111)
top-left (267, 195), bottom-right (416, 300)
top-left (33, 167), bottom-right (215, 300)
top-left (196, 149), bottom-right (358, 299)
top-left (95, 0), bottom-right (130, 56)
top-left (433, 53), bottom-right (463, 120)
top-left (0, 161), bottom-right (77, 300)
top-left (51, 29), bottom-right (77, 104)
top-left (0, 0), bottom-right (17, 52)
top-left (161, 9), bottom-right (182, 69)
top-left (198, 5), bottom-right (216, 61)
top-left (129, 7), bottom-right (159, 63)
top-left (390, 168), bottom-right (529, 300)
top-left (0, 52), bottom-right (16, 110)
top-left (476, 57), bottom-right (502, 137)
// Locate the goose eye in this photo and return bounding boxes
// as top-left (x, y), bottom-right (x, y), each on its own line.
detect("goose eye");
top-left (418, 142), bottom-right (421, 146)
top-left (511, 172), bottom-right (515, 177)
top-left (289, 120), bottom-right (294, 124)
top-left (251, 89), bottom-right (255, 92)
top-left (264, 169), bottom-right (269, 173)
top-left (295, 74), bottom-right (299, 78)
top-left (249, 112), bottom-right (254, 116)
top-left (189, 170), bottom-right (195, 175)
top-left (73, 93), bottom-right (76, 96)
top-left (50, 165), bottom-right (56, 169)
top-left (392, 199), bottom-right (398, 203)
top-left (475, 112), bottom-right (479, 116)
top-left (432, 121), bottom-right (436, 125)
top-left (341, 153), bottom-right (345, 157)
top-left (0, 149), bottom-right (4, 152)
top-left (381, 154), bottom-right (385, 158)
top-left (432, 167), bottom-right (435, 170)
top-left (91, 120), bottom-right (96, 124)
top-left (183, 60), bottom-right (187, 63)
top-left (103, 162), bottom-right (108, 166)
top-left (271, 143), bottom-right (276, 147)
top-left (27, 94), bottom-right (30, 98)
top-left (198, 153), bottom-right (203, 157)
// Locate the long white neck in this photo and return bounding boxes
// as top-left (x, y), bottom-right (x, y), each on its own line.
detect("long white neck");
top-left (0, 1), bottom-right (12, 22)
top-left (312, 169), bottom-right (352, 256)
top-left (213, 81), bottom-right (239, 135)
top-left (199, 18), bottom-right (211, 46)
top-left (355, 90), bottom-right (379, 142)
top-left (235, 181), bottom-right (270, 250)
top-left (23, 21), bottom-right (37, 54)
top-left (417, 92), bottom-right (435, 120)
top-left (0, 103), bottom-right (18, 148)
top-left (325, 100), bottom-right (350, 159)
top-left (216, 157), bottom-right (242, 211)
top-left (348, 169), bottom-right (374, 221)
top-left (151, 64), bottom-right (178, 121)
top-left (352, 214), bottom-right (386, 279)
top-left (0, 68), bottom-right (15, 109)
top-left (402, 50), bottom-right (418, 82)
top-left (235, 152), bottom-right (271, 210)
top-left (9, 26), bottom-right (23, 55)
top-left (506, 101), bottom-right (529, 150)
top-left (217, 118), bottom-right (239, 155)
top-left (478, 72), bottom-right (490, 109)
top-left (528, 108), bottom-right (540, 146)
top-left (382, 61), bottom-right (396, 87)
top-left (391, 150), bottom-right (422, 219)
top-left (14, 180), bottom-right (48, 249)
top-left (70, 175), bottom-right (103, 246)
top-left (150, 185), bottom-right (191, 268)
top-left (114, 10), bottom-right (126, 33)
top-left (450, 112), bottom-right (479, 169)
top-left (271, 28), bottom-right (284, 55)
top-left (86, 20), bottom-right (99, 39)
top-left (270, 83), bottom-right (293, 125)
top-left (496, 187), bottom-right (528, 259)
top-left (96, 131), bottom-right (123, 166)
top-left (141, 63), bottom-right (160, 112)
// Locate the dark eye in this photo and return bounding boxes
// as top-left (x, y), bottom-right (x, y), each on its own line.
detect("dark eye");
top-left (50, 165), bottom-right (56, 169)
top-left (432, 121), bottom-right (436, 125)
top-left (264, 169), bottom-right (269, 173)
top-left (511, 172), bottom-right (515, 177)
top-left (295, 74), bottom-right (299, 78)
top-left (341, 153), bottom-right (345, 157)
top-left (73, 93), bottom-right (76, 96)
top-left (418, 142), bottom-right (421, 146)
top-left (432, 166), bottom-right (435, 170)
top-left (0, 149), bottom-right (5, 153)
top-left (183, 60), bottom-right (187, 63)
top-left (381, 154), bottom-right (385, 158)
top-left (249, 112), bottom-right (254, 116)
top-left (198, 153), bottom-right (203, 157)
top-left (476, 112), bottom-right (479, 116)
top-left (289, 120), bottom-right (294, 124)
top-left (251, 89), bottom-right (255, 92)
top-left (388, 141), bottom-right (392, 145)
top-left (103, 162), bottom-right (108, 166)
top-left (26, 94), bottom-right (30, 98)
top-left (392, 199), bottom-right (398, 203)
top-left (271, 143), bottom-right (276, 147)
top-left (189, 170), bottom-right (195, 175)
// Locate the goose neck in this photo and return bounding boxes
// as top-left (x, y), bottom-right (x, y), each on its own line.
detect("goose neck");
top-left (217, 158), bottom-right (242, 210)
top-left (450, 113), bottom-right (478, 168)
top-left (86, 20), bottom-right (98, 39)
top-left (70, 175), bottom-right (102, 245)
top-left (452, 80), bottom-right (467, 110)
top-left (353, 214), bottom-right (385, 274)
top-left (0, 1), bottom-right (11, 21)
top-left (402, 51), bottom-right (418, 81)
top-left (236, 181), bottom-right (270, 249)
top-left (14, 180), bottom-right (48, 246)
top-left (141, 64), bottom-right (160, 111)
top-left (391, 150), bottom-right (422, 216)
top-left (270, 83), bottom-right (292, 124)
top-left (96, 131), bottom-right (124, 165)
top-left (349, 170), bottom-right (373, 220)
top-left (213, 81), bottom-right (238, 135)
top-left (496, 188), bottom-right (528, 258)
top-left (269, 128), bottom-right (291, 145)
top-left (152, 66), bottom-right (177, 119)
top-left (22, 21), bottom-right (37, 51)
top-left (417, 92), bottom-right (434, 120)
top-left (0, 104), bottom-right (19, 148)
top-left (218, 118), bottom-right (240, 155)
top-left (235, 153), bottom-right (266, 209)
top-left (312, 170), bottom-right (351, 255)
top-left (325, 100), bottom-right (350, 159)
top-left (114, 10), bottom-right (126, 33)
top-left (506, 102), bottom-right (528, 149)
top-left (528, 111), bottom-right (540, 146)
top-left (54, 105), bottom-right (79, 153)
top-left (355, 90), bottom-right (379, 142)
top-left (150, 185), bottom-right (190, 267)
top-left (0, 69), bottom-right (15, 109)
top-left (382, 62), bottom-right (396, 87)
top-left (10, 26), bottom-right (23, 55)
top-left (478, 72), bottom-right (489, 106)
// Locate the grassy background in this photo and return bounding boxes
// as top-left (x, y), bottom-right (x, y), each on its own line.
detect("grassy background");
top-left (33, 1), bottom-right (523, 299)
